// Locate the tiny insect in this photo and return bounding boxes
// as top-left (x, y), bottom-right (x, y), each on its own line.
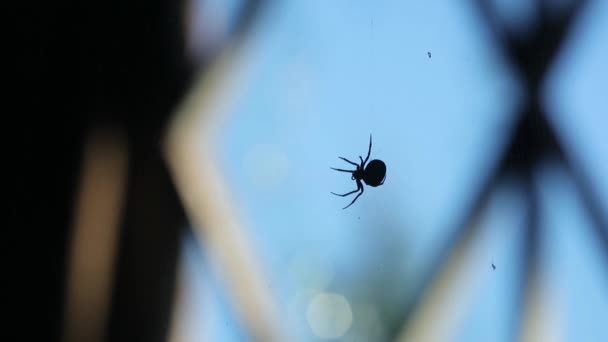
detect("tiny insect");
top-left (427, 51), bottom-right (431, 58)
top-left (331, 134), bottom-right (386, 209)
top-left (492, 263), bottom-right (496, 270)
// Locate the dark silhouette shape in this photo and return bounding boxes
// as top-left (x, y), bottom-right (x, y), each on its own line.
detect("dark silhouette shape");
top-left (391, 0), bottom-right (608, 340)
top-left (428, 51), bottom-right (431, 58)
top-left (492, 263), bottom-right (496, 271)
top-left (331, 134), bottom-right (386, 209)
top-left (17, 1), bottom-right (269, 342)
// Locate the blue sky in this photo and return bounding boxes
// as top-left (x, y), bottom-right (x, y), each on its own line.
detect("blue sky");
top-left (177, 1), bottom-right (608, 341)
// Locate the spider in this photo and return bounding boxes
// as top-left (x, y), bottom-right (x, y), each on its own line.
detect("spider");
top-left (331, 134), bottom-right (386, 209)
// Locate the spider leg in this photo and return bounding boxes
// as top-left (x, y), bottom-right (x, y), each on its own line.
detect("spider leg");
top-left (331, 167), bottom-right (354, 173)
top-left (342, 180), bottom-right (364, 209)
top-left (331, 178), bottom-right (361, 197)
top-left (339, 157), bottom-right (359, 167)
top-left (331, 188), bottom-right (359, 197)
top-left (363, 134), bottom-right (372, 165)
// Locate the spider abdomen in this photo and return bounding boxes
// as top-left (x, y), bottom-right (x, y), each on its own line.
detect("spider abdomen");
top-left (363, 159), bottom-right (386, 187)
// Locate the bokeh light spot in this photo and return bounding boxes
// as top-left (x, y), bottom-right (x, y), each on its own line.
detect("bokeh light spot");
top-left (306, 292), bottom-right (353, 339)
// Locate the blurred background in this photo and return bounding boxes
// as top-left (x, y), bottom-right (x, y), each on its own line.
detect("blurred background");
top-left (18, 0), bottom-right (607, 341)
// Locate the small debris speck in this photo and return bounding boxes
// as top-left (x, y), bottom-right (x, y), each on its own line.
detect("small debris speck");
top-left (491, 263), bottom-right (496, 270)
top-left (427, 51), bottom-right (431, 58)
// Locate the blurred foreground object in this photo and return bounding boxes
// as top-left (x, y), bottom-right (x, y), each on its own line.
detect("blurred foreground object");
top-left (395, 0), bottom-right (608, 341)
top-left (17, 0), bottom-right (285, 341)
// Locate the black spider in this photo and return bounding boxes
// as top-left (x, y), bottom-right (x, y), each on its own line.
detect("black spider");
top-left (331, 134), bottom-right (386, 209)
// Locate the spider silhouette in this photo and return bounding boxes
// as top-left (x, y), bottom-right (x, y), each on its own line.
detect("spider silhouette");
top-left (331, 134), bottom-right (386, 209)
